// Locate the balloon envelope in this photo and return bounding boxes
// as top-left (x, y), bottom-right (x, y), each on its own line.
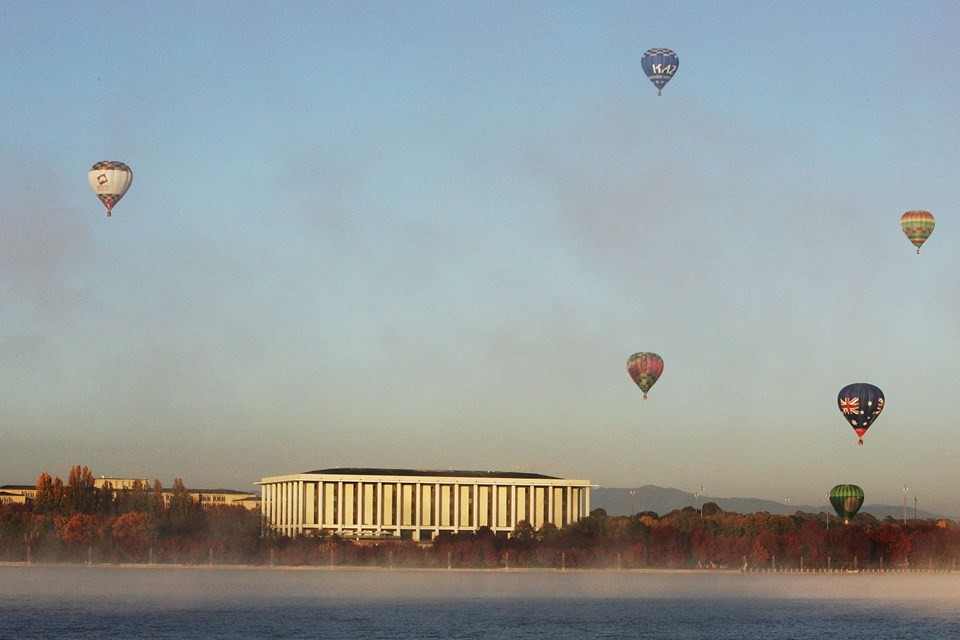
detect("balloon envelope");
top-left (627, 352), bottom-right (664, 399)
top-left (88, 161), bottom-right (133, 216)
top-left (837, 383), bottom-right (884, 445)
top-left (829, 484), bottom-right (864, 523)
top-left (900, 210), bottom-right (935, 254)
top-left (641, 48), bottom-right (679, 96)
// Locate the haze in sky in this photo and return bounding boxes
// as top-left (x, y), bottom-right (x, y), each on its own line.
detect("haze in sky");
top-left (3, 2), bottom-right (959, 516)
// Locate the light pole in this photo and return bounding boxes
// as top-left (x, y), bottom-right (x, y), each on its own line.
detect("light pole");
top-left (914, 496), bottom-right (918, 521)
top-left (825, 493), bottom-right (830, 531)
top-left (629, 489), bottom-right (636, 516)
top-left (695, 486), bottom-right (704, 516)
top-left (902, 485), bottom-right (909, 524)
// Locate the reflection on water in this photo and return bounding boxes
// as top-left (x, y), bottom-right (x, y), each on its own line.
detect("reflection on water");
top-left (1, 566), bottom-right (959, 639)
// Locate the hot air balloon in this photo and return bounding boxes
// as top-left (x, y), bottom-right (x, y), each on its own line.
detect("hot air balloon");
top-left (627, 352), bottom-right (664, 399)
top-left (837, 383), bottom-right (884, 445)
top-left (88, 161), bottom-right (133, 217)
top-left (900, 210), bottom-right (935, 254)
top-left (829, 484), bottom-right (864, 524)
top-left (641, 48), bottom-right (679, 96)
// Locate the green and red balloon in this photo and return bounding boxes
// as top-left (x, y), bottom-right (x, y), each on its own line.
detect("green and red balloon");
top-left (627, 353), bottom-right (664, 399)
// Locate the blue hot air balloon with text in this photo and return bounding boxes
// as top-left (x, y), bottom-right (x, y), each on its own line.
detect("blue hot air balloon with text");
top-left (641, 48), bottom-right (679, 96)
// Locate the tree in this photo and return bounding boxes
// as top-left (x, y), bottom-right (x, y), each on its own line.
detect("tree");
top-left (512, 520), bottom-right (535, 542)
top-left (871, 524), bottom-right (910, 566)
top-left (33, 473), bottom-right (56, 515)
top-left (65, 465), bottom-right (98, 514)
top-left (111, 512), bottom-right (157, 560)
top-left (701, 502), bottom-right (723, 517)
top-left (168, 478), bottom-right (194, 518)
top-left (115, 480), bottom-right (152, 514)
top-left (56, 513), bottom-right (99, 548)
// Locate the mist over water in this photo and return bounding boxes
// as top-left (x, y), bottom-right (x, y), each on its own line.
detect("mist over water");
top-left (1, 566), bottom-right (959, 639)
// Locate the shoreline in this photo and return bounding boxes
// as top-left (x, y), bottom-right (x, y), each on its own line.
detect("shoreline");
top-left (1, 561), bottom-right (957, 575)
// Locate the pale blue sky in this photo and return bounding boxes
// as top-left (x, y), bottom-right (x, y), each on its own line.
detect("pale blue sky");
top-left (3, 1), bottom-right (959, 516)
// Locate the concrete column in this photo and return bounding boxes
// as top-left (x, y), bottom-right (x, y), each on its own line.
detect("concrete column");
top-left (530, 485), bottom-right (538, 528)
top-left (490, 485), bottom-right (498, 531)
top-left (317, 481), bottom-right (325, 530)
top-left (278, 482), bottom-right (284, 534)
top-left (305, 482), bottom-right (315, 529)
top-left (296, 480), bottom-right (304, 536)
top-left (284, 480), bottom-right (293, 536)
top-left (336, 481), bottom-right (344, 533)
top-left (353, 480), bottom-right (366, 531)
top-left (261, 483), bottom-right (270, 533)
top-left (453, 482), bottom-right (461, 532)
top-left (472, 484), bottom-right (478, 528)
top-left (415, 479), bottom-right (422, 538)
top-left (548, 485), bottom-right (554, 527)
top-left (396, 482), bottom-right (402, 533)
top-left (272, 483), bottom-right (278, 531)
top-left (376, 482), bottom-right (383, 532)
top-left (277, 482), bottom-right (282, 531)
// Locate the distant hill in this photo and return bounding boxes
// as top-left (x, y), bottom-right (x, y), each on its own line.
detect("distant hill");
top-left (591, 485), bottom-right (943, 520)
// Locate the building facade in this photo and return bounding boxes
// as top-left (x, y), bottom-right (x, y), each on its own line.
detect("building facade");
top-left (259, 468), bottom-right (593, 540)
top-left (0, 486), bottom-right (33, 505)
top-left (92, 478), bottom-right (260, 510)
top-left (0, 481), bottom-right (259, 510)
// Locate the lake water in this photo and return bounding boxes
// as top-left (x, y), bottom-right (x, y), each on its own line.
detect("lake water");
top-left (1, 565), bottom-right (959, 639)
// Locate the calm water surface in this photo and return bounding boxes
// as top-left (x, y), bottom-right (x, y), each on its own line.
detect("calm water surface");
top-left (1, 565), bottom-right (959, 639)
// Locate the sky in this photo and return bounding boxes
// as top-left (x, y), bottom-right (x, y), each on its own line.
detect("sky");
top-left (3, 1), bottom-right (960, 517)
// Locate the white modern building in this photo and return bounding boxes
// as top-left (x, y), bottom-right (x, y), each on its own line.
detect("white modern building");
top-left (259, 468), bottom-right (593, 540)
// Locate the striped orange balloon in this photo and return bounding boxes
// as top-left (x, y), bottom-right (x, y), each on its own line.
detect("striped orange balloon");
top-left (900, 210), bottom-right (935, 254)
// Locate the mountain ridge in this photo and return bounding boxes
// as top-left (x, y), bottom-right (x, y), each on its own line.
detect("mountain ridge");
top-left (591, 485), bottom-right (945, 521)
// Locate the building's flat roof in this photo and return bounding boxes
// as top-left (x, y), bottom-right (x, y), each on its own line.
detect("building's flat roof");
top-left (305, 467), bottom-right (559, 480)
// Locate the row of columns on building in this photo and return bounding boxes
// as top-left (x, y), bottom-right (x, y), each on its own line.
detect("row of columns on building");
top-left (262, 478), bottom-right (590, 539)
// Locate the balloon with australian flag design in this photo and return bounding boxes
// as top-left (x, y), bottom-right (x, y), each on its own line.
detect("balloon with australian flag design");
top-left (837, 383), bottom-right (884, 445)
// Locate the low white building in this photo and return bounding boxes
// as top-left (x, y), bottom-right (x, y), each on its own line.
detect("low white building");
top-left (259, 468), bottom-right (593, 541)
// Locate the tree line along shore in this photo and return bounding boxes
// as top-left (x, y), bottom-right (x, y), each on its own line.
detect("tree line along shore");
top-left (2, 466), bottom-right (959, 571)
